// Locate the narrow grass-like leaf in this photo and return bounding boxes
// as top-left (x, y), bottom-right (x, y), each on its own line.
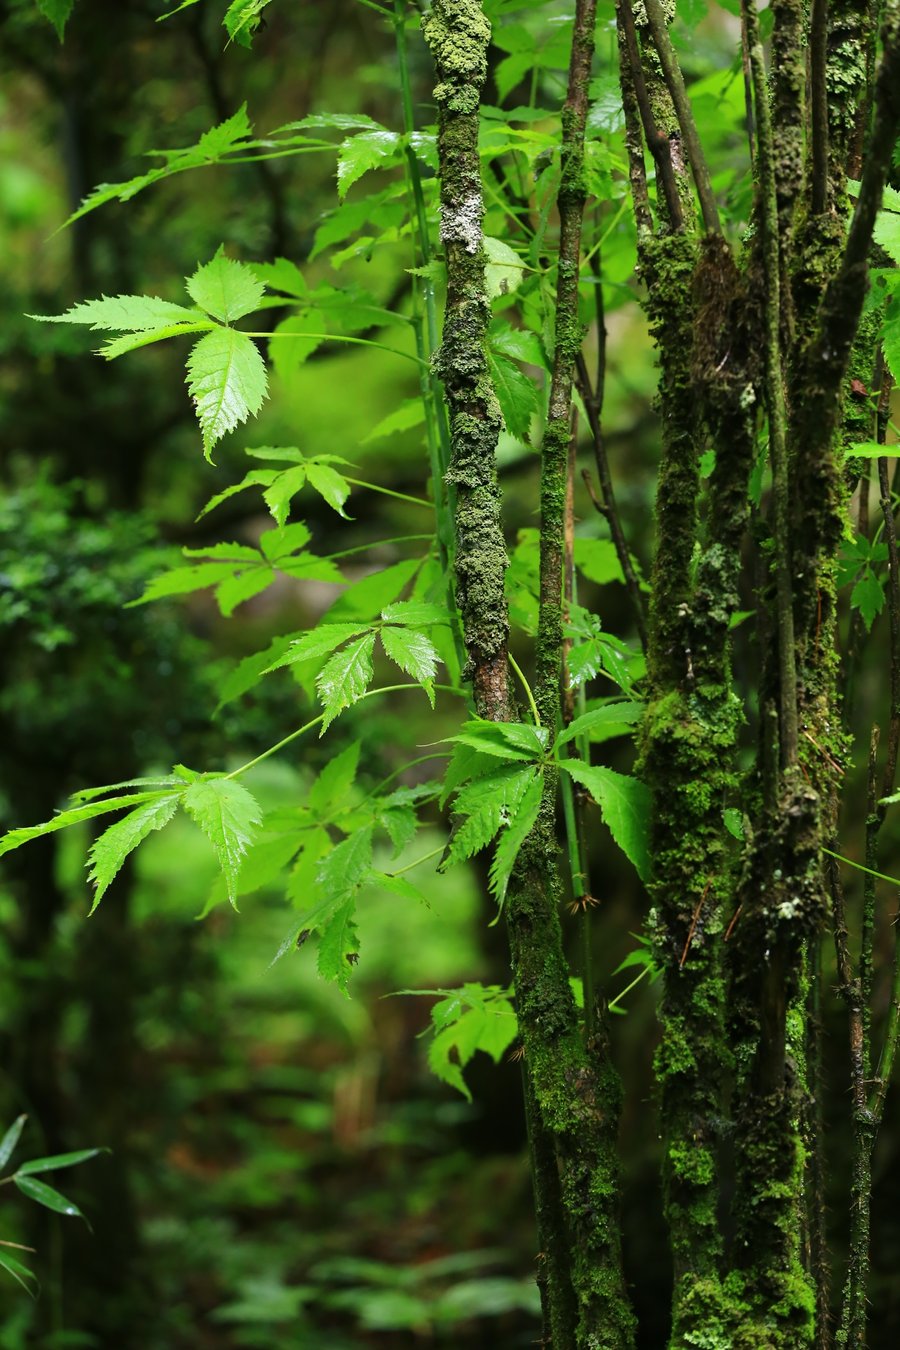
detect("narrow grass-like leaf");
top-left (14, 1176), bottom-right (85, 1221)
top-left (0, 1116), bottom-right (27, 1172)
top-left (0, 1252), bottom-right (38, 1297)
top-left (15, 1148), bottom-right (106, 1177)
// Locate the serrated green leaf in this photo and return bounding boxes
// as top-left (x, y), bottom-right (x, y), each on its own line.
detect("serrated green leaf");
top-left (316, 824), bottom-right (374, 904)
top-left (186, 251), bottom-right (266, 323)
top-left (285, 827), bottom-right (333, 910)
top-left (380, 627), bottom-right (438, 701)
top-left (447, 765), bottom-right (538, 865)
top-left (129, 562), bottom-right (237, 605)
top-left (367, 871), bottom-right (431, 908)
top-left (553, 702), bottom-right (642, 750)
top-left (259, 521), bottom-right (312, 562)
top-left (0, 1116), bottom-right (27, 1172)
top-left (851, 570), bottom-right (885, 631)
top-left (317, 897), bottom-right (360, 992)
top-left (186, 327), bottom-right (268, 458)
top-left (381, 601), bottom-right (449, 627)
top-left (487, 350), bottom-right (539, 443)
top-left (483, 236), bottom-right (525, 298)
top-left (99, 321), bottom-right (217, 359)
top-left (32, 294), bottom-right (202, 331)
top-left (874, 210), bottom-right (900, 266)
top-left (0, 792), bottom-right (178, 860)
top-left (14, 1175), bottom-right (84, 1220)
top-left (215, 566), bottom-right (274, 616)
top-left (182, 778), bottom-right (262, 906)
top-left (574, 537), bottom-right (625, 585)
top-left (489, 771), bottom-right (543, 906)
top-left (251, 258), bottom-right (307, 297)
top-left (307, 463), bottom-right (352, 517)
top-left (70, 776), bottom-right (183, 804)
top-left (337, 129), bottom-right (401, 199)
top-left (843, 440), bottom-right (900, 459)
top-left (15, 1148), bottom-right (105, 1177)
top-left (198, 469), bottom-right (277, 520)
top-left (36, 0), bottom-right (74, 40)
top-left (87, 794), bottom-right (181, 911)
top-left (308, 742), bottom-right (361, 815)
top-left (560, 761), bottom-right (651, 881)
top-left (260, 466), bottom-right (308, 526)
top-left (883, 319), bottom-right (900, 380)
top-left (487, 318), bottom-right (545, 367)
top-left (223, 0), bottom-right (272, 45)
top-left (439, 743), bottom-right (500, 808)
top-left (448, 720), bottom-right (548, 761)
top-left (267, 624), bottom-right (370, 670)
top-left (361, 399), bottom-right (426, 444)
top-left (317, 632), bottom-right (377, 731)
top-left (269, 311), bottom-right (326, 379)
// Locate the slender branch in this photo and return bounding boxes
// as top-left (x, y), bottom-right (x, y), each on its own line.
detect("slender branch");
top-left (642, 0), bottom-right (721, 234)
top-left (743, 0), bottom-right (799, 767)
top-left (810, 0), bottom-right (830, 214)
top-left (616, 0), bottom-right (683, 230)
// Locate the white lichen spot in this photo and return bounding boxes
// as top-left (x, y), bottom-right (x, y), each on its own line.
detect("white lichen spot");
top-left (441, 192), bottom-right (482, 254)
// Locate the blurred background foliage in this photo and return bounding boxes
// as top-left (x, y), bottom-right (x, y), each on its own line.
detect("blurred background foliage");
top-left (0, 0), bottom-right (898, 1346)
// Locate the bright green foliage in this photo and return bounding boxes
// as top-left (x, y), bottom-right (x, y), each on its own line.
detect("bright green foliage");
top-left (318, 633), bottom-right (378, 732)
top-left (199, 447), bottom-right (352, 525)
top-left (317, 899), bottom-right (360, 994)
top-left (32, 294), bottom-right (203, 332)
top-left (337, 129), bottom-right (402, 199)
top-left (401, 985), bottom-right (518, 1101)
top-left (186, 250), bottom-right (266, 324)
top-left (35, 0), bottom-right (74, 40)
top-left (223, 0), bottom-right (273, 45)
top-left (186, 327), bottom-right (269, 459)
top-left (559, 760), bottom-right (651, 882)
top-left (181, 778), bottom-right (263, 907)
top-left (1, 1117), bottom-right (104, 1294)
top-left (86, 794), bottom-right (181, 912)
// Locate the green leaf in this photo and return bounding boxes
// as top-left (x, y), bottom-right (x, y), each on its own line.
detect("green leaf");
top-left (325, 558), bottom-right (422, 621)
top-left (447, 765), bottom-right (538, 865)
top-left (129, 562), bottom-right (237, 605)
top-left (15, 1148), bottom-right (105, 1177)
top-left (553, 702), bottom-right (642, 750)
top-left (487, 351), bottom-right (539, 443)
top-left (380, 627), bottom-right (438, 702)
top-left (851, 570), bottom-right (885, 631)
top-left (14, 1175), bottom-right (85, 1220)
top-left (186, 327), bottom-right (269, 458)
top-left (0, 792), bottom-right (178, 859)
top-left (182, 778), bottom-right (263, 906)
top-left (269, 311), bottom-right (326, 379)
top-left (36, 0), bottom-right (75, 40)
top-left (337, 130), bottom-right (401, 199)
top-left (487, 318), bottom-right (545, 367)
top-left (259, 521), bottom-right (312, 561)
top-left (723, 808), bottom-right (744, 840)
top-left (186, 250), bottom-right (266, 323)
top-left (32, 294), bottom-right (202, 331)
top-left (362, 399), bottom-right (425, 444)
top-left (307, 463), bottom-right (352, 517)
top-left (223, 0), bottom-right (272, 45)
top-left (874, 210), bottom-right (900, 266)
top-left (844, 440), bottom-right (900, 458)
top-left (308, 742), bottom-right (361, 814)
top-left (87, 794), bottom-right (181, 911)
top-left (367, 871), bottom-right (432, 908)
top-left (0, 1116), bottom-right (27, 1171)
top-left (0, 1251), bottom-right (38, 1297)
top-left (560, 761), bottom-right (651, 881)
top-left (574, 538), bottom-right (625, 585)
top-left (381, 601), bottom-right (450, 627)
top-left (448, 720), bottom-right (548, 761)
top-left (99, 322), bottom-right (216, 359)
top-left (317, 632), bottom-right (377, 731)
top-left (315, 824), bottom-right (374, 909)
top-left (260, 466), bottom-right (307, 526)
top-left (489, 771), bottom-right (542, 906)
top-left (483, 236), bottom-right (525, 298)
top-left (883, 318), bottom-right (900, 381)
top-left (198, 469), bottom-right (276, 520)
top-left (317, 897), bottom-right (360, 992)
top-left (251, 258), bottom-right (307, 297)
top-left (267, 623), bottom-right (369, 670)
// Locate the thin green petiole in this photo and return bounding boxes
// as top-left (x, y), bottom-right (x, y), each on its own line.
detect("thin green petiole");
top-left (607, 963), bottom-right (652, 1012)
top-left (344, 478), bottom-right (433, 508)
top-left (387, 844), bottom-right (445, 877)
top-left (508, 653), bottom-right (541, 726)
top-left (823, 847), bottom-right (900, 889)
top-left (243, 332), bottom-right (428, 367)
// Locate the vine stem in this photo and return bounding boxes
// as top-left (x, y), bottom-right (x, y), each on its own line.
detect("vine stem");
top-left (508, 654), bottom-right (541, 726)
top-left (243, 331), bottom-right (428, 367)
top-left (224, 683), bottom-right (463, 779)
